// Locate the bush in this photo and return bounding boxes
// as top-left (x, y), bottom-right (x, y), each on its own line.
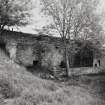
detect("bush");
top-left (0, 78), bottom-right (20, 99)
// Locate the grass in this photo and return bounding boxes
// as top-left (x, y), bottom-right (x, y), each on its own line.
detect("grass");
top-left (0, 50), bottom-right (105, 105)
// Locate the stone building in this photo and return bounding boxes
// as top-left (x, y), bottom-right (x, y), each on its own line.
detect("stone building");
top-left (0, 30), bottom-right (105, 76)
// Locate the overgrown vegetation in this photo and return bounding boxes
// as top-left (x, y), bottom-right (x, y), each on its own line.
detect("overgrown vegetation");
top-left (0, 0), bottom-right (32, 34)
top-left (0, 49), bottom-right (104, 105)
top-left (40, 0), bottom-right (104, 77)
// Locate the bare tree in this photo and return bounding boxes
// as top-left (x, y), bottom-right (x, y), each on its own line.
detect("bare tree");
top-left (40, 0), bottom-right (80, 77)
top-left (73, 0), bottom-right (103, 57)
top-left (73, 0), bottom-right (102, 41)
top-left (0, 0), bottom-right (32, 34)
top-left (40, 0), bottom-right (103, 77)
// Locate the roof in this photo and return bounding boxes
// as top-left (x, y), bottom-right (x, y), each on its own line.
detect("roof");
top-left (1, 30), bottom-right (62, 45)
top-left (1, 30), bottom-right (105, 54)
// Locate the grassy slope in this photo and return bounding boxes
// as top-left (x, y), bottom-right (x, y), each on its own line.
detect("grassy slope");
top-left (0, 48), bottom-right (104, 105)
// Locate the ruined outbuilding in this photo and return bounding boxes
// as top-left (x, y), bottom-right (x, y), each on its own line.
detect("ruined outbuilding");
top-left (0, 30), bottom-right (105, 76)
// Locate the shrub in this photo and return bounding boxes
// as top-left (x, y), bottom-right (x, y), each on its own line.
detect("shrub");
top-left (0, 78), bottom-right (20, 99)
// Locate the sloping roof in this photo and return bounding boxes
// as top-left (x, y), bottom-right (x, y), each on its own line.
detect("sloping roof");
top-left (1, 30), bottom-right (104, 56)
top-left (1, 30), bottom-right (63, 46)
top-left (2, 30), bottom-right (61, 40)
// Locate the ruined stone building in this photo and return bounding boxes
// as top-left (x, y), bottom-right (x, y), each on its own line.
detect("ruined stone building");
top-left (0, 30), bottom-right (105, 75)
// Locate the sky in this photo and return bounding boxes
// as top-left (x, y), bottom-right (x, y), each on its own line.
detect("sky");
top-left (16, 0), bottom-right (105, 34)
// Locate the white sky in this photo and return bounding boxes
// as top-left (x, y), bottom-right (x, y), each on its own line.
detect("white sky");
top-left (16, 0), bottom-right (105, 34)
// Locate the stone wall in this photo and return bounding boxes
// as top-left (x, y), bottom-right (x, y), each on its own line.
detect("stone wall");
top-left (99, 55), bottom-right (105, 69)
top-left (15, 41), bottom-right (64, 73)
top-left (6, 42), bottom-right (17, 60)
top-left (0, 30), bottom-right (65, 74)
top-left (0, 30), bottom-right (105, 76)
top-left (16, 44), bottom-right (35, 66)
top-left (40, 43), bottom-right (64, 70)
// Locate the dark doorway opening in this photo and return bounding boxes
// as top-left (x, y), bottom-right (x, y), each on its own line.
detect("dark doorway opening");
top-left (33, 60), bottom-right (39, 66)
top-left (73, 47), bottom-right (93, 67)
top-left (26, 60), bottom-right (40, 73)
top-left (0, 42), bottom-right (5, 49)
top-left (59, 61), bottom-right (66, 68)
top-left (0, 40), bottom-right (9, 56)
top-left (95, 64), bottom-right (97, 67)
top-left (98, 60), bottom-right (101, 66)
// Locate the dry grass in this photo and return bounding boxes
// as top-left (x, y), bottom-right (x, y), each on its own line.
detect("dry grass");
top-left (0, 51), bottom-right (104, 105)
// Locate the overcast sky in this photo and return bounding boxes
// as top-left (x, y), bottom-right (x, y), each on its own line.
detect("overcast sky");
top-left (17, 0), bottom-right (105, 34)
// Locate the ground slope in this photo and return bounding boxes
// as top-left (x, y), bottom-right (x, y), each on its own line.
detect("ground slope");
top-left (0, 48), bottom-right (104, 105)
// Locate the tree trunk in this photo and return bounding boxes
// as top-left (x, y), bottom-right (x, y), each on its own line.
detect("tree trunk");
top-left (63, 40), bottom-right (70, 77)
top-left (62, 36), bottom-right (70, 77)
top-left (65, 49), bottom-right (69, 77)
